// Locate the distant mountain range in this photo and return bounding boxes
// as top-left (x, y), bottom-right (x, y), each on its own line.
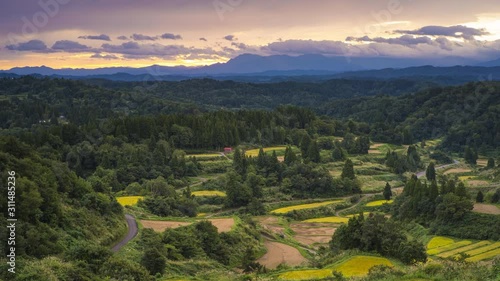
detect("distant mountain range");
top-left (1, 53), bottom-right (500, 83)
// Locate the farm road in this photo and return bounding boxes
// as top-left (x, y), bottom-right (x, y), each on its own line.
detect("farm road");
top-left (416, 159), bottom-right (459, 178)
top-left (111, 214), bottom-right (138, 253)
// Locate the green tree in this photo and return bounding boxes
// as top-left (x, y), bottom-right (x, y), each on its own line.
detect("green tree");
top-left (341, 159), bottom-right (356, 180)
top-left (284, 146), bottom-right (298, 165)
top-left (476, 191), bottom-right (484, 203)
top-left (426, 162), bottom-right (436, 181)
top-left (383, 182), bottom-right (392, 200)
top-left (455, 182), bottom-right (468, 198)
top-left (141, 248), bottom-right (166, 275)
top-left (464, 146), bottom-right (477, 165)
top-left (307, 141), bottom-right (321, 163)
top-left (487, 158), bottom-right (495, 169)
top-left (332, 141), bottom-right (346, 161)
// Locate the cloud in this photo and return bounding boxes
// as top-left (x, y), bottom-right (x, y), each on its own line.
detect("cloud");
top-left (90, 53), bottom-right (119, 60)
top-left (262, 39), bottom-right (353, 56)
top-left (100, 42), bottom-right (218, 59)
top-left (395, 25), bottom-right (489, 40)
top-left (223, 35), bottom-right (236, 41)
top-left (130, 33), bottom-right (158, 41)
top-left (346, 35), bottom-right (434, 46)
top-left (199, 37), bottom-right (208, 41)
top-left (52, 40), bottom-right (90, 50)
top-left (117, 35), bottom-right (128, 40)
top-left (161, 33), bottom-right (182, 40)
top-left (78, 34), bottom-right (111, 41)
top-left (231, 42), bottom-right (248, 49)
top-left (6, 40), bottom-right (48, 51)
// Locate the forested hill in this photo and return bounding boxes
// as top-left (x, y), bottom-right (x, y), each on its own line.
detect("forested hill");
top-left (1, 76), bottom-right (499, 151)
top-left (320, 81), bottom-right (500, 151)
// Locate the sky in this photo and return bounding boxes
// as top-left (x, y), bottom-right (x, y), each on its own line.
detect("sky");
top-left (1, 0), bottom-right (500, 69)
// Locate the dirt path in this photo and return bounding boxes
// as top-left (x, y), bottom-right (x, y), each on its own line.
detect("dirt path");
top-left (256, 240), bottom-right (307, 269)
top-left (111, 214), bottom-right (138, 253)
top-left (335, 194), bottom-right (373, 216)
top-left (473, 203), bottom-right (500, 215)
top-left (416, 160), bottom-right (459, 178)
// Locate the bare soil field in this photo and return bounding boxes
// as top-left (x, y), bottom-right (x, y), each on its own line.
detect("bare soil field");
top-left (256, 216), bottom-right (285, 235)
top-left (140, 218), bottom-right (234, 233)
top-left (473, 204), bottom-right (500, 215)
top-left (444, 168), bottom-right (472, 175)
top-left (467, 180), bottom-right (490, 187)
top-left (370, 143), bottom-right (384, 149)
top-left (290, 222), bottom-right (336, 247)
top-left (256, 241), bottom-right (307, 269)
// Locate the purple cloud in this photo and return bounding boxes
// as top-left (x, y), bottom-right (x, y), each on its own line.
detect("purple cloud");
top-left (223, 35), bottom-right (236, 41)
top-left (231, 42), bottom-right (248, 49)
top-left (161, 33), bottom-right (182, 40)
top-left (78, 34), bottom-right (111, 41)
top-left (346, 35), bottom-right (434, 46)
top-left (395, 25), bottom-right (489, 40)
top-left (52, 40), bottom-right (90, 50)
top-left (117, 35), bottom-right (128, 40)
top-left (6, 40), bottom-right (48, 51)
top-left (130, 33), bottom-right (158, 41)
top-left (91, 53), bottom-right (119, 60)
top-left (199, 37), bottom-right (208, 41)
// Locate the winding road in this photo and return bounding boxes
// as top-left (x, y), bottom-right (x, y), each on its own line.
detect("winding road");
top-left (416, 159), bottom-right (459, 178)
top-left (111, 214), bottom-right (138, 253)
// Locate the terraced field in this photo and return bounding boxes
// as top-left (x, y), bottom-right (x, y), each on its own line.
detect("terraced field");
top-left (331, 255), bottom-right (393, 277)
top-left (426, 236), bottom-right (500, 261)
top-left (116, 196), bottom-right (144, 206)
top-left (365, 200), bottom-right (393, 207)
top-left (303, 216), bottom-right (349, 223)
top-left (245, 146), bottom-right (287, 157)
top-left (278, 269), bottom-right (332, 280)
top-left (191, 190), bottom-right (226, 197)
top-left (270, 200), bottom-right (343, 214)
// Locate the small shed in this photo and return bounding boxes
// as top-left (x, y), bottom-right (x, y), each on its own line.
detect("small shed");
top-left (224, 147), bottom-right (233, 154)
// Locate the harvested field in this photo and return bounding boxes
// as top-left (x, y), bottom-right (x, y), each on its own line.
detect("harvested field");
top-left (368, 150), bottom-right (382, 154)
top-left (370, 143), bottom-right (384, 149)
top-left (256, 241), bottom-right (307, 269)
top-left (140, 220), bottom-right (190, 232)
top-left (291, 222), bottom-right (336, 246)
top-left (140, 218), bottom-right (234, 233)
top-left (467, 180), bottom-right (490, 187)
top-left (245, 146), bottom-right (287, 157)
top-left (473, 203), bottom-right (500, 215)
top-left (477, 159), bottom-right (488, 167)
top-left (443, 168), bottom-right (471, 175)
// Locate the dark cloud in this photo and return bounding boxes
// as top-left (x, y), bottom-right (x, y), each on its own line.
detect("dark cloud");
top-left (395, 25), bottom-right (489, 40)
top-left (52, 40), bottom-right (90, 50)
top-left (78, 34), bottom-right (111, 41)
top-left (161, 33), bottom-right (182, 40)
top-left (117, 35), bottom-right (129, 40)
top-left (6, 40), bottom-right (48, 51)
top-left (231, 42), bottom-right (248, 49)
top-left (199, 37), bottom-right (208, 41)
top-left (130, 34), bottom-right (158, 41)
top-left (102, 42), bottom-right (140, 51)
top-left (100, 42), bottom-right (219, 60)
top-left (91, 53), bottom-right (119, 60)
top-left (223, 35), bottom-right (236, 41)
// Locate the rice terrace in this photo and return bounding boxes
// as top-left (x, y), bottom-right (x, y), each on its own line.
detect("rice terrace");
top-left (2, 1), bottom-right (500, 280)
